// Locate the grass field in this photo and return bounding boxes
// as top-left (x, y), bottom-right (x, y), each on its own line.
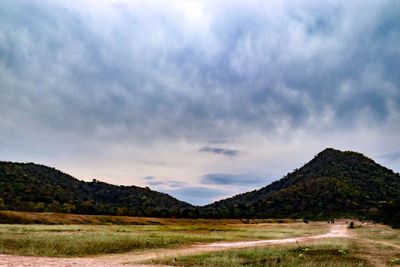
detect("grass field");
top-left (134, 221), bottom-right (399, 267)
top-left (151, 239), bottom-right (366, 267)
top-left (0, 220), bottom-right (326, 257)
top-left (150, 234), bottom-right (400, 267)
top-left (0, 212), bottom-right (399, 266)
top-left (354, 224), bottom-right (400, 247)
top-left (0, 210), bottom-right (295, 225)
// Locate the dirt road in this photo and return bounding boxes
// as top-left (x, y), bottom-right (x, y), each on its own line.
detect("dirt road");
top-left (198, 224), bottom-right (351, 248)
top-left (0, 224), bottom-right (352, 267)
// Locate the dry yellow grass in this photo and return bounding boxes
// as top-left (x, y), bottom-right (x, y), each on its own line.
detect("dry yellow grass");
top-left (0, 210), bottom-right (296, 225)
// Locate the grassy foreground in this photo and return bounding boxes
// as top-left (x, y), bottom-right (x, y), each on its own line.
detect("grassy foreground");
top-left (1, 212), bottom-right (399, 266)
top-left (0, 222), bottom-right (326, 257)
top-left (150, 237), bottom-right (400, 267)
top-left (151, 239), bottom-right (364, 267)
top-left (354, 223), bottom-right (400, 247)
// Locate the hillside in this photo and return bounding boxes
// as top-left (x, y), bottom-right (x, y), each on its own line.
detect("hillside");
top-left (1, 148), bottom-right (399, 221)
top-left (0, 162), bottom-right (195, 217)
top-left (200, 148), bottom-right (400, 219)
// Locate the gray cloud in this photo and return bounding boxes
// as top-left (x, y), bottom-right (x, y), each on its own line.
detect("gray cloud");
top-left (1, 0), bottom-right (400, 204)
top-left (146, 179), bottom-right (186, 189)
top-left (199, 146), bottom-right (239, 157)
top-left (168, 181), bottom-right (186, 188)
top-left (202, 173), bottom-right (266, 186)
top-left (1, 0), bottom-right (399, 152)
top-left (147, 181), bottom-right (165, 186)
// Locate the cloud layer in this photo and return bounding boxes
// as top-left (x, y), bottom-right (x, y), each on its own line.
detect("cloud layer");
top-left (1, 0), bottom-right (399, 204)
top-left (202, 173), bottom-right (265, 186)
top-left (199, 147), bottom-right (239, 157)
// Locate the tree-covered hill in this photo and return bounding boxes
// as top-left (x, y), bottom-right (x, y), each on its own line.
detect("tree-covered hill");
top-left (0, 162), bottom-right (195, 217)
top-left (1, 148), bottom-right (399, 222)
top-left (200, 148), bottom-right (400, 219)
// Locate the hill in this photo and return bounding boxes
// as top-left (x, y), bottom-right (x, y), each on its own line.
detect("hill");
top-left (200, 148), bottom-right (400, 219)
top-left (0, 161), bottom-right (195, 217)
top-left (1, 148), bottom-right (399, 222)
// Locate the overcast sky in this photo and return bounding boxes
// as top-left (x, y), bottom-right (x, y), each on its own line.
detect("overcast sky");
top-left (1, 0), bottom-right (399, 205)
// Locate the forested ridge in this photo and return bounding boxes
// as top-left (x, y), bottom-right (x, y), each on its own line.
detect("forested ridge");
top-left (1, 148), bottom-right (399, 226)
top-left (0, 162), bottom-right (195, 217)
top-left (200, 148), bottom-right (400, 222)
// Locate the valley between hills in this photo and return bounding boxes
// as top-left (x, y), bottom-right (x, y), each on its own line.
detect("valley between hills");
top-left (1, 148), bottom-right (399, 226)
top-left (0, 148), bottom-right (399, 266)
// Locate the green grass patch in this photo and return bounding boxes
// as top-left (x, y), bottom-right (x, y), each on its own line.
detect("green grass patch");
top-left (151, 239), bottom-right (368, 267)
top-left (0, 223), bottom-right (327, 257)
top-left (0, 227), bottom-right (224, 256)
top-left (0, 230), bottom-right (229, 257)
top-left (354, 224), bottom-right (400, 246)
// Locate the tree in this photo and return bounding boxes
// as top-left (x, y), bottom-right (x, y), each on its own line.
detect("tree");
top-left (0, 198), bottom-right (5, 210)
top-left (62, 203), bottom-right (76, 213)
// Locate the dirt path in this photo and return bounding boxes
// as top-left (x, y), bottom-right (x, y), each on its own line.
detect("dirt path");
top-left (197, 224), bottom-right (351, 248)
top-left (0, 224), bottom-right (352, 267)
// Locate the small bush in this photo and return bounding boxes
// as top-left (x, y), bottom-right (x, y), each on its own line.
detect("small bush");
top-left (391, 258), bottom-right (400, 264)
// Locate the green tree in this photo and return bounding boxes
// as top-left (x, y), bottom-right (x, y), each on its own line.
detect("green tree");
top-left (62, 203), bottom-right (76, 213)
top-left (0, 197), bottom-right (6, 210)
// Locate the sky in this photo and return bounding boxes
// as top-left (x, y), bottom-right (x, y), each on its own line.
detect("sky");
top-left (1, 0), bottom-right (399, 206)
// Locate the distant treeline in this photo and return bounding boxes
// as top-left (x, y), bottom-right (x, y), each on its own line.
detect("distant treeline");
top-left (0, 161), bottom-right (195, 218)
top-left (371, 198), bottom-right (400, 228)
top-left (1, 148), bottom-right (400, 228)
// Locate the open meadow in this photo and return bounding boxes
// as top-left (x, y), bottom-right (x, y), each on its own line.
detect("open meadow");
top-left (147, 223), bottom-right (400, 267)
top-left (0, 211), bottom-right (316, 257)
top-left (0, 212), bottom-right (399, 266)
